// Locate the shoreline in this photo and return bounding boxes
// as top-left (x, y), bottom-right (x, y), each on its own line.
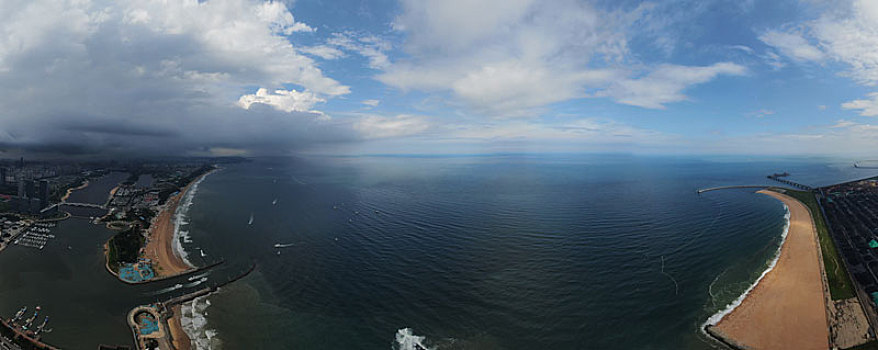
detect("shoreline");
top-left (168, 305), bottom-right (192, 350)
top-left (145, 169), bottom-right (217, 278)
top-left (705, 190), bottom-right (829, 349)
top-left (60, 180), bottom-right (89, 202)
top-left (702, 202), bottom-right (791, 330)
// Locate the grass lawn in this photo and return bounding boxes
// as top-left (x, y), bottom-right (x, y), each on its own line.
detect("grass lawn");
top-left (781, 189), bottom-right (856, 300)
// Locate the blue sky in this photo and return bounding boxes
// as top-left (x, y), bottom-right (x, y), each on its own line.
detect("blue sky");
top-left (1, 0), bottom-right (877, 157)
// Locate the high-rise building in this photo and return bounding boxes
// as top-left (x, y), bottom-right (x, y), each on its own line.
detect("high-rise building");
top-left (17, 179), bottom-right (25, 198)
top-left (24, 180), bottom-right (35, 199)
top-left (39, 180), bottom-right (49, 208)
top-left (0, 167), bottom-right (6, 185)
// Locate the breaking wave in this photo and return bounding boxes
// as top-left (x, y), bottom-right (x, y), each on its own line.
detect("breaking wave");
top-left (703, 204), bottom-right (790, 328)
top-left (173, 170), bottom-right (215, 268)
top-left (394, 328), bottom-right (431, 350)
top-left (181, 296), bottom-right (221, 350)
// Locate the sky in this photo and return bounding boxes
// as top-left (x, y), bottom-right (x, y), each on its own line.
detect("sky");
top-left (1, 0), bottom-right (878, 157)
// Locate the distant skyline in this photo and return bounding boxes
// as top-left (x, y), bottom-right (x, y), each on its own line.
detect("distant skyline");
top-left (1, 0), bottom-right (878, 157)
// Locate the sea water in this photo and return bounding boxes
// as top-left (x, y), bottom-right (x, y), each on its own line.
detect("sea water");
top-left (177, 154), bottom-right (872, 349)
top-left (0, 154), bottom-right (873, 349)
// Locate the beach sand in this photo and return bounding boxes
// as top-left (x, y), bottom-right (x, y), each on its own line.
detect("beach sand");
top-left (144, 180), bottom-right (200, 277)
top-left (168, 305), bottom-right (192, 350)
top-left (709, 190), bottom-right (829, 349)
top-left (60, 180), bottom-right (88, 202)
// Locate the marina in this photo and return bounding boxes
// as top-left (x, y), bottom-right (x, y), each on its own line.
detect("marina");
top-left (13, 224), bottom-right (56, 250)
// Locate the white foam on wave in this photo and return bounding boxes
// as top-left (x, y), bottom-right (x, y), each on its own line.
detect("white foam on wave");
top-left (152, 283), bottom-right (184, 295)
top-left (173, 170), bottom-right (215, 267)
top-left (395, 328), bottom-right (430, 350)
top-left (703, 204), bottom-right (791, 328)
top-left (181, 295), bottom-right (221, 350)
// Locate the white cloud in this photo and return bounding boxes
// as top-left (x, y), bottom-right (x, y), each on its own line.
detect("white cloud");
top-left (601, 63), bottom-right (747, 109)
top-left (450, 118), bottom-right (674, 144)
top-left (300, 45), bottom-right (345, 60)
top-left (327, 32), bottom-right (391, 69)
top-left (237, 88), bottom-right (326, 114)
top-left (758, 29), bottom-right (826, 63)
top-left (761, 0), bottom-right (878, 120)
top-left (749, 109), bottom-right (776, 118)
top-left (690, 119), bottom-right (878, 156)
top-left (355, 114), bottom-right (431, 139)
top-left (763, 0), bottom-right (878, 88)
top-left (377, 0), bottom-right (740, 116)
top-left (362, 99), bottom-right (380, 107)
top-left (810, 0), bottom-right (878, 86)
top-left (842, 92), bottom-right (878, 116)
top-left (0, 0), bottom-right (360, 156)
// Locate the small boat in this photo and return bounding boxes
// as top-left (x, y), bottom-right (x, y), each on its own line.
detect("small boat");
top-left (276, 251), bottom-right (281, 256)
top-left (13, 306), bottom-right (26, 322)
top-left (248, 213), bottom-right (254, 225)
top-left (24, 306), bottom-right (41, 329)
top-left (35, 316), bottom-right (50, 336)
top-left (272, 198), bottom-right (278, 205)
top-left (200, 249), bottom-right (207, 257)
top-left (273, 243), bottom-right (295, 248)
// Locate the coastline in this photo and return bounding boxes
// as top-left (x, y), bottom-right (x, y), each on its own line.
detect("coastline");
top-left (168, 305), bottom-right (192, 350)
top-left (144, 169), bottom-right (216, 278)
top-left (60, 180), bottom-right (89, 202)
top-left (705, 190), bottom-right (829, 349)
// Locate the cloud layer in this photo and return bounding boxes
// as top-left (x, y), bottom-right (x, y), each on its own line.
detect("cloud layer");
top-left (0, 0), bottom-right (355, 156)
top-left (375, 0), bottom-right (744, 116)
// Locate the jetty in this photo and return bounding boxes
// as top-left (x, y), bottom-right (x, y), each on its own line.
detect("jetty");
top-left (697, 185), bottom-right (771, 194)
top-left (128, 263), bottom-right (256, 350)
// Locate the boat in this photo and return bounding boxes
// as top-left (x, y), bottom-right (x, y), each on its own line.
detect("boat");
top-left (35, 316), bottom-right (50, 336)
top-left (24, 306), bottom-right (40, 329)
top-left (272, 198), bottom-right (278, 205)
top-left (248, 213), bottom-right (254, 225)
top-left (273, 243), bottom-right (295, 248)
top-left (13, 306), bottom-right (26, 322)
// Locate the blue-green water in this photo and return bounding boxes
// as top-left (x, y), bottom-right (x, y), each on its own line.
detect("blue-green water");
top-left (0, 155), bottom-right (874, 349)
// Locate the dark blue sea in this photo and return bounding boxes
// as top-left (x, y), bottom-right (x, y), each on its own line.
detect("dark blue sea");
top-left (0, 154), bottom-right (874, 349)
top-left (178, 154), bottom-right (873, 349)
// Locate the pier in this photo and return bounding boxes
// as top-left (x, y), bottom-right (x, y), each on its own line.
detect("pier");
top-left (767, 174), bottom-right (813, 191)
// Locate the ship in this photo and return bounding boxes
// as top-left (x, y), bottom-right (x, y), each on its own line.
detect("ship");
top-left (248, 213), bottom-right (254, 225)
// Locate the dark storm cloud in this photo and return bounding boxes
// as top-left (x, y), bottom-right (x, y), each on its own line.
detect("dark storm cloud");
top-left (0, 0), bottom-right (356, 158)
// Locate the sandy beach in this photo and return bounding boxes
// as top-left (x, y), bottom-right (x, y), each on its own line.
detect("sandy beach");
top-left (708, 190), bottom-right (829, 349)
top-left (60, 180), bottom-right (88, 202)
top-left (167, 305), bottom-right (192, 350)
top-left (143, 176), bottom-right (206, 277)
